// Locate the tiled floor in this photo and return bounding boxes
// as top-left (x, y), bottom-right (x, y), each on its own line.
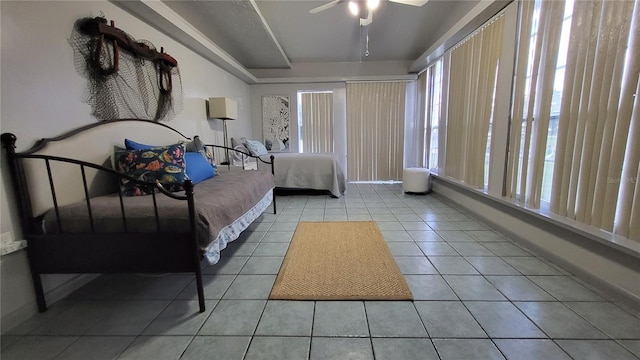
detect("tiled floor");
top-left (2, 183), bottom-right (640, 359)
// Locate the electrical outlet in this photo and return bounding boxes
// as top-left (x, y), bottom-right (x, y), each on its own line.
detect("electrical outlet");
top-left (1, 232), bottom-right (14, 245)
top-left (1, 240), bottom-right (27, 255)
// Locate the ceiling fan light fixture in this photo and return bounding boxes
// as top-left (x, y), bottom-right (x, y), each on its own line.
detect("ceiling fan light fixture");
top-left (348, 1), bottom-right (359, 16)
top-left (367, 0), bottom-right (380, 10)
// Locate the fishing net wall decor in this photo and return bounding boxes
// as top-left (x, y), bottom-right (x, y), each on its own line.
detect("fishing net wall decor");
top-left (70, 16), bottom-right (184, 121)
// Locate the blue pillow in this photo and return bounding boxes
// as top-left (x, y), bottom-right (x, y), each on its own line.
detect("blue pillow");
top-left (125, 138), bottom-right (155, 150)
top-left (126, 137), bottom-right (215, 166)
top-left (185, 152), bottom-right (216, 184)
top-left (244, 139), bottom-right (269, 156)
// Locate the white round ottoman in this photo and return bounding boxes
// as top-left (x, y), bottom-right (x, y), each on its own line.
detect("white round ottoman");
top-left (403, 168), bottom-right (431, 194)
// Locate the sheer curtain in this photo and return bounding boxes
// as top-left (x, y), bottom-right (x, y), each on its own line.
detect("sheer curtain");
top-left (444, 14), bottom-right (505, 188)
top-left (346, 82), bottom-right (406, 181)
top-left (300, 92), bottom-right (334, 153)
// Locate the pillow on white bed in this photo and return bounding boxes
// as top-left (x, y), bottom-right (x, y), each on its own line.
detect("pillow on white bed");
top-left (231, 137), bottom-right (250, 149)
top-left (244, 139), bottom-right (269, 156)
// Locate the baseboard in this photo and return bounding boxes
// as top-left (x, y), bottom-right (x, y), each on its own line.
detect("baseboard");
top-left (514, 240), bottom-right (640, 313)
top-left (431, 178), bottom-right (640, 312)
top-left (477, 214), bottom-right (640, 312)
top-left (1, 274), bottom-right (98, 334)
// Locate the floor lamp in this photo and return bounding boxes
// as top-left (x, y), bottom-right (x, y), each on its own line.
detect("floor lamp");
top-left (208, 97), bottom-right (237, 165)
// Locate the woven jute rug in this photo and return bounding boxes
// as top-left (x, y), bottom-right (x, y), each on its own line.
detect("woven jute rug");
top-left (269, 221), bottom-right (413, 300)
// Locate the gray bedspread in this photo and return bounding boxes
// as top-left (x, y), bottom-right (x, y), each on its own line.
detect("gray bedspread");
top-left (42, 169), bottom-right (274, 256)
top-left (262, 153), bottom-right (346, 197)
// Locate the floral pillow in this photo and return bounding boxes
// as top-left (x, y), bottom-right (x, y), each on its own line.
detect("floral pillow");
top-left (116, 143), bottom-right (187, 196)
top-left (125, 137), bottom-right (215, 166)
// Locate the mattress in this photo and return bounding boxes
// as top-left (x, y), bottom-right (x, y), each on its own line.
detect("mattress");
top-left (262, 152), bottom-right (346, 197)
top-left (41, 169), bottom-right (275, 264)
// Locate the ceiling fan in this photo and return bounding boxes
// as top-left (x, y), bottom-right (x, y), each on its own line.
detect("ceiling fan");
top-left (309, 0), bottom-right (429, 17)
top-left (309, 0), bottom-right (428, 55)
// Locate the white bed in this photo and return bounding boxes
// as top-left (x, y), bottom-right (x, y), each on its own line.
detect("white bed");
top-left (231, 147), bottom-right (346, 197)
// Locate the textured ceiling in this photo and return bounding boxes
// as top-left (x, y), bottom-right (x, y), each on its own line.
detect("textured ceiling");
top-left (162, 0), bottom-right (479, 67)
top-left (117, 0), bottom-right (508, 81)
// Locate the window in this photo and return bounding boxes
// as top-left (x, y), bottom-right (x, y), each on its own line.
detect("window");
top-left (484, 66), bottom-right (499, 188)
top-left (507, 0), bottom-right (639, 240)
top-left (540, 2), bottom-right (573, 202)
top-left (507, 0), bottom-right (572, 207)
top-left (426, 59), bottom-right (443, 170)
top-left (297, 91), bottom-right (334, 153)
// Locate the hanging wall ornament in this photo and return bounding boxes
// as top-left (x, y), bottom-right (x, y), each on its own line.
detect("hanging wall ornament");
top-left (69, 16), bottom-right (184, 121)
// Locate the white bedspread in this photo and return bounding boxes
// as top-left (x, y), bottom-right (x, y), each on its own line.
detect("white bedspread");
top-left (262, 152), bottom-right (346, 197)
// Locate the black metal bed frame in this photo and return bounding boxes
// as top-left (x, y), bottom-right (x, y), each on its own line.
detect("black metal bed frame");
top-left (0, 120), bottom-right (275, 314)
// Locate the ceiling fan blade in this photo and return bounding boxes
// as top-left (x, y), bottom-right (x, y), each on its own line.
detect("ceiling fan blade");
top-left (388, 0), bottom-right (428, 6)
top-left (309, 0), bottom-right (341, 13)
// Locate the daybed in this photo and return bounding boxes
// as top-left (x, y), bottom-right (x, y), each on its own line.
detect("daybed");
top-left (1, 119), bottom-right (275, 313)
top-left (231, 139), bottom-right (346, 197)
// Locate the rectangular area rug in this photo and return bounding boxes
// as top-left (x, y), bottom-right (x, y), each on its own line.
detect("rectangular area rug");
top-left (269, 221), bottom-right (413, 300)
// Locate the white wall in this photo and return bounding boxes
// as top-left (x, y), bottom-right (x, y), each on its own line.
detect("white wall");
top-left (0, 0), bottom-right (251, 331)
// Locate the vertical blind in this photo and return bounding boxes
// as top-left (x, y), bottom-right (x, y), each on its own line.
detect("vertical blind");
top-left (506, 0), bottom-right (639, 241)
top-left (300, 92), bottom-right (334, 153)
top-left (416, 71), bottom-right (428, 168)
top-left (445, 14), bottom-right (505, 188)
top-left (551, 0), bottom-right (639, 239)
top-left (425, 59), bottom-right (444, 170)
top-left (346, 82), bottom-right (406, 181)
top-left (505, 0), bottom-right (565, 207)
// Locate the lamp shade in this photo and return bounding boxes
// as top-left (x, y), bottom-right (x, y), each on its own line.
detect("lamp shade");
top-left (208, 97), bottom-right (237, 120)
